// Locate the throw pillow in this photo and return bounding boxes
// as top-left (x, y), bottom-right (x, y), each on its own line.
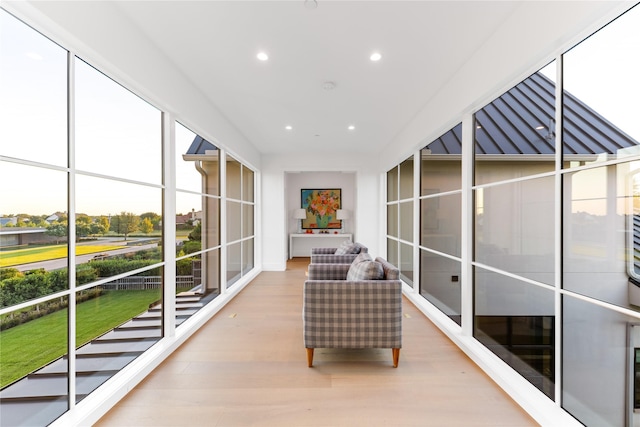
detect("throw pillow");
top-left (347, 259), bottom-right (384, 281)
top-left (351, 252), bottom-right (372, 264)
top-left (345, 243), bottom-right (361, 254)
top-left (335, 240), bottom-right (355, 255)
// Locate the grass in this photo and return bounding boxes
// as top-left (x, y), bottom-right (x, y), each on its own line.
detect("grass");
top-left (0, 244), bottom-right (125, 268)
top-left (0, 289), bottom-right (160, 388)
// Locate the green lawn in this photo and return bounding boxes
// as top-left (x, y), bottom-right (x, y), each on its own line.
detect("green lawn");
top-left (0, 289), bottom-right (160, 388)
top-left (0, 244), bottom-right (124, 268)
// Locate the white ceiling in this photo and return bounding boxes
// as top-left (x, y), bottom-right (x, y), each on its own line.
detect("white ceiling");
top-left (8, 1), bottom-right (632, 157)
top-left (114, 0), bottom-right (520, 155)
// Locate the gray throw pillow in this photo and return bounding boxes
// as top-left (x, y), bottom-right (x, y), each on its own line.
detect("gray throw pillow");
top-left (335, 240), bottom-right (355, 255)
top-left (351, 252), bottom-right (372, 264)
top-left (347, 259), bottom-right (384, 281)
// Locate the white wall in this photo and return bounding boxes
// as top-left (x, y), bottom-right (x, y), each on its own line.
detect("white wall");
top-left (285, 172), bottom-right (355, 235)
top-left (261, 152), bottom-right (379, 271)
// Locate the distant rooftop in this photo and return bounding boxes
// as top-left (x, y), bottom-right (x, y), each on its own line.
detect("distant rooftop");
top-left (424, 72), bottom-right (640, 157)
top-left (184, 135), bottom-right (218, 157)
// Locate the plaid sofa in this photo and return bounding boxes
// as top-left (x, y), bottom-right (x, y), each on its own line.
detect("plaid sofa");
top-left (303, 257), bottom-right (402, 367)
top-left (309, 242), bottom-right (368, 264)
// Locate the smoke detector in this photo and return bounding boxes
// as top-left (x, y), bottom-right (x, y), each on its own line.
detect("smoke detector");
top-left (322, 81), bottom-right (336, 91)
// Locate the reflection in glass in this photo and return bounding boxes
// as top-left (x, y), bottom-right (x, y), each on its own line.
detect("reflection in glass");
top-left (75, 277), bottom-right (161, 402)
top-left (475, 62), bottom-right (556, 185)
top-left (422, 123), bottom-right (462, 194)
top-left (563, 6), bottom-right (640, 168)
top-left (387, 238), bottom-right (398, 269)
top-left (387, 166), bottom-right (398, 202)
top-left (420, 251), bottom-right (461, 325)
top-left (243, 166), bottom-right (254, 202)
top-left (75, 175), bottom-right (162, 281)
top-left (421, 193), bottom-right (461, 257)
top-left (227, 242), bottom-right (241, 287)
top-left (562, 295), bottom-right (632, 426)
top-left (399, 157), bottom-right (413, 200)
top-left (387, 204), bottom-right (398, 238)
top-left (243, 204), bottom-right (254, 238)
top-left (399, 201), bottom-right (413, 242)
top-left (475, 267), bottom-right (554, 398)
top-left (0, 9), bottom-right (67, 166)
top-left (563, 164), bottom-right (634, 308)
top-left (243, 239), bottom-right (254, 275)
top-left (226, 156), bottom-right (241, 200)
top-left (475, 176), bottom-right (555, 285)
top-left (227, 201), bottom-right (242, 243)
top-left (0, 298), bottom-right (69, 426)
top-left (400, 242), bottom-right (413, 284)
top-left (200, 248), bottom-right (221, 296)
top-left (75, 59), bottom-right (161, 184)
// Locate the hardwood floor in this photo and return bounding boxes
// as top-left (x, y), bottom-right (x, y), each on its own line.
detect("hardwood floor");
top-left (95, 258), bottom-right (538, 426)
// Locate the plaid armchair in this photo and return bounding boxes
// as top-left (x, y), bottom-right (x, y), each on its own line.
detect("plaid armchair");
top-left (303, 257), bottom-right (402, 367)
top-left (310, 242), bottom-right (368, 264)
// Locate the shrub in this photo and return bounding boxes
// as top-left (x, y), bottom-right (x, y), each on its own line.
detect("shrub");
top-left (176, 258), bottom-right (194, 276)
top-left (0, 268), bottom-right (22, 281)
top-left (182, 240), bottom-right (201, 255)
top-left (90, 259), bottom-right (161, 277)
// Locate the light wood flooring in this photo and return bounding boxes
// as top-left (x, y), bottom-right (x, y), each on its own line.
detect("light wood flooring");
top-left (95, 258), bottom-right (538, 427)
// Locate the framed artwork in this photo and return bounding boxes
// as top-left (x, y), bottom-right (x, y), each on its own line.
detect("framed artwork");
top-left (301, 189), bottom-right (342, 229)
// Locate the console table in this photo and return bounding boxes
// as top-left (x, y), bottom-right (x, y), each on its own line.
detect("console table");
top-left (289, 233), bottom-right (353, 259)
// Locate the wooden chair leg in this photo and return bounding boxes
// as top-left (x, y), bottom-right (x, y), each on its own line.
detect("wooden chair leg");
top-left (392, 348), bottom-right (400, 368)
top-left (306, 348), bottom-right (314, 367)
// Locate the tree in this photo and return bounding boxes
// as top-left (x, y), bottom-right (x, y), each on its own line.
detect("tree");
top-left (75, 214), bottom-right (93, 239)
top-left (90, 220), bottom-right (108, 236)
top-left (188, 222), bottom-right (201, 241)
top-left (45, 222), bottom-right (67, 244)
top-left (140, 217), bottom-right (154, 235)
top-left (111, 212), bottom-right (139, 240)
top-left (140, 212), bottom-right (161, 230)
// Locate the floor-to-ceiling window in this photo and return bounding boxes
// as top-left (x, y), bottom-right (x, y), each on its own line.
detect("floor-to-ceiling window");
top-left (386, 157), bottom-right (414, 284)
top-left (389, 4), bottom-right (640, 425)
top-left (561, 5), bottom-right (640, 426)
top-left (225, 155), bottom-right (255, 288)
top-left (0, 8), bottom-right (255, 426)
top-left (0, 10), bottom-right (70, 424)
top-left (176, 124), bottom-right (221, 323)
top-left (473, 62), bottom-right (557, 399)
top-left (420, 123), bottom-right (462, 325)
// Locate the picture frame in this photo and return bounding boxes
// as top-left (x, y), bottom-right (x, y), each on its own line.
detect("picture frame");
top-left (301, 189), bottom-right (342, 229)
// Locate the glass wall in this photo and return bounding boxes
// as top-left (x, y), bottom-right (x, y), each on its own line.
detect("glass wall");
top-left (175, 123), bottom-right (221, 322)
top-left (473, 64), bottom-right (557, 399)
top-left (419, 123), bottom-right (462, 325)
top-left (0, 8), bottom-right (256, 425)
top-left (386, 157), bottom-right (414, 284)
top-left (387, 5), bottom-right (640, 425)
top-left (561, 5), bottom-right (640, 425)
top-left (225, 155), bottom-right (255, 287)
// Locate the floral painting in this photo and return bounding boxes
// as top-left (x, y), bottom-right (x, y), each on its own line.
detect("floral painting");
top-left (301, 189), bottom-right (341, 229)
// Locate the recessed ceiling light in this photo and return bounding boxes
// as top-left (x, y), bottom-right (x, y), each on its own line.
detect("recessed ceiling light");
top-left (257, 52), bottom-right (269, 61)
top-left (285, 125), bottom-right (293, 131)
top-left (536, 125), bottom-right (545, 130)
top-left (348, 125), bottom-right (355, 131)
top-left (370, 52), bottom-right (382, 62)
